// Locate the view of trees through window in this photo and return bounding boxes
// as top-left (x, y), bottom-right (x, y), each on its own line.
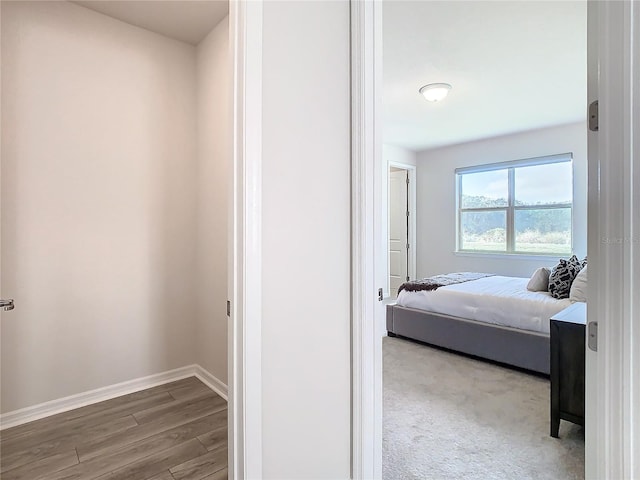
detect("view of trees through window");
top-left (458, 158), bottom-right (572, 254)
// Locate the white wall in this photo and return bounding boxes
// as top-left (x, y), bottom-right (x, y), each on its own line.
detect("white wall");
top-left (415, 122), bottom-right (587, 278)
top-left (1, 1), bottom-right (201, 413)
top-left (261, 1), bottom-right (351, 478)
top-left (384, 143), bottom-right (417, 167)
top-left (195, 17), bottom-right (229, 384)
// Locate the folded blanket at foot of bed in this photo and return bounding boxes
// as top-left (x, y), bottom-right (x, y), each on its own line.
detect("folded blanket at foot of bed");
top-left (398, 272), bottom-right (495, 294)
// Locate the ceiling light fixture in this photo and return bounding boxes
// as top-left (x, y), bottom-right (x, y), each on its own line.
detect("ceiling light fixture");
top-left (419, 83), bottom-right (452, 102)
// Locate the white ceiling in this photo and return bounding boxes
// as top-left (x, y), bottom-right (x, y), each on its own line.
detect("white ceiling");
top-left (73, 1), bottom-right (228, 45)
top-left (383, 1), bottom-right (587, 152)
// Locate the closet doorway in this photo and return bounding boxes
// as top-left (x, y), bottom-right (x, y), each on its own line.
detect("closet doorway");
top-left (388, 164), bottom-right (416, 299)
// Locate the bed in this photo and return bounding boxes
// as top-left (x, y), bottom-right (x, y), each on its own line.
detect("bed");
top-left (386, 273), bottom-right (572, 374)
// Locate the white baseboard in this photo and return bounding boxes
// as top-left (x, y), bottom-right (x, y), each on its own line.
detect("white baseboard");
top-left (194, 365), bottom-right (228, 401)
top-left (0, 364), bottom-right (228, 431)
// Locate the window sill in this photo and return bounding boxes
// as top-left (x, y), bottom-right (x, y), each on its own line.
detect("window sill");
top-left (454, 251), bottom-right (567, 262)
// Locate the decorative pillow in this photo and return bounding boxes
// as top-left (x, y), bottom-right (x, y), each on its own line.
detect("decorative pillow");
top-left (527, 267), bottom-right (551, 292)
top-left (569, 265), bottom-right (588, 302)
top-left (549, 255), bottom-right (583, 299)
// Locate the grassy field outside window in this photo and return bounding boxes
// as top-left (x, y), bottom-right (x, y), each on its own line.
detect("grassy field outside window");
top-left (457, 155), bottom-right (573, 255)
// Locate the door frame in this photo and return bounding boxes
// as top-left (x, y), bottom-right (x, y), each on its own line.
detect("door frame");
top-left (387, 161), bottom-right (417, 290)
top-left (586, 1), bottom-right (640, 478)
top-left (351, 0), bottom-right (383, 478)
top-left (229, 1), bottom-right (263, 478)
top-left (350, 1), bottom-right (640, 479)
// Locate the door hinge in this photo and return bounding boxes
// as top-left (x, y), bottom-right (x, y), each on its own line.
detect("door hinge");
top-left (406, 177), bottom-right (410, 185)
top-left (378, 288), bottom-right (383, 302)
top-left (226, 301), bottom-right (231, 317)
top-left (406, 243), bottom-right (410, 249)
top-left (406, 276), bottom-right (410, 282)
top-left (0, 299), bottom-right (15, 311)
top-left (589, 100), bottom-right (599, 132)
top-left (588, 321), bottom-right (598, 352)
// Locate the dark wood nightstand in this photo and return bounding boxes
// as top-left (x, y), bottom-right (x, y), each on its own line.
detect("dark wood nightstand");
top-left (550, 301), bottom-right (586, 438)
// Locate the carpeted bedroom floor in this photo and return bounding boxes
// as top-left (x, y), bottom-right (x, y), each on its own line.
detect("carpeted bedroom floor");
top-left (383, 336), bottom-right (584, 480)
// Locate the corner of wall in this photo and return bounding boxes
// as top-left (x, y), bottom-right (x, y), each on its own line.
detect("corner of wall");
top-left (193, 16), bottom-right (230, 384)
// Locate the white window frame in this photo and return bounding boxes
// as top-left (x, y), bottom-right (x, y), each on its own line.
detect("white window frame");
top-left (455, 153), bottom-right (573, 255)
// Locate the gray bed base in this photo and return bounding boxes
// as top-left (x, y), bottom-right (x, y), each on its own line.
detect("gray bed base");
top-left (386, 304), bottom-right (550, 375)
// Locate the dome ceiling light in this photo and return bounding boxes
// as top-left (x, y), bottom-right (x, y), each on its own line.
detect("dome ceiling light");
top-left (419, 83), bottom-right (452, 102)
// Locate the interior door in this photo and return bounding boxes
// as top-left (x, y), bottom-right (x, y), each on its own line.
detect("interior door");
top-left (388, 168), bottom-right (408, 298)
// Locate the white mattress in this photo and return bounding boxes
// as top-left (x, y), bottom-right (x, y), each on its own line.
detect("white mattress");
top-left (395, 275), bottom-right (572, 334)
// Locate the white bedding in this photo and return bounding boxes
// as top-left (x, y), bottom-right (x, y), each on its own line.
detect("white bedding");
top-left (395, 275), bottom-right (572, 334)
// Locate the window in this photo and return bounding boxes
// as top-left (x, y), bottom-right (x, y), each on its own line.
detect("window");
top-left (456, 154), bottom-right (573, 255)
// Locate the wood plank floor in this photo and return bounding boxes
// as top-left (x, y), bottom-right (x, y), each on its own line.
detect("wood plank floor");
top-left (0, 377), bottom-right (228, 480)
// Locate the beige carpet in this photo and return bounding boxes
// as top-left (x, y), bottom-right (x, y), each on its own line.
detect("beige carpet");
top-left (383, 336), bottom-right (584, 480)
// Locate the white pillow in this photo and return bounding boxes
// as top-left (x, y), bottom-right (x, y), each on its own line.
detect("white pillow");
top-left (527, 267), bottom-right (551, 292)
top-left (570, 265), bottom-right (588, 302)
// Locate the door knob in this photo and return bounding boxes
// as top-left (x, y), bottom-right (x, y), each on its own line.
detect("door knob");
top-left (1, 299), bottom-right (15, 311)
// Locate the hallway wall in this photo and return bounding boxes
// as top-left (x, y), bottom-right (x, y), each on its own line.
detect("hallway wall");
top-left (260, 1), bottom-right (351, 477)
